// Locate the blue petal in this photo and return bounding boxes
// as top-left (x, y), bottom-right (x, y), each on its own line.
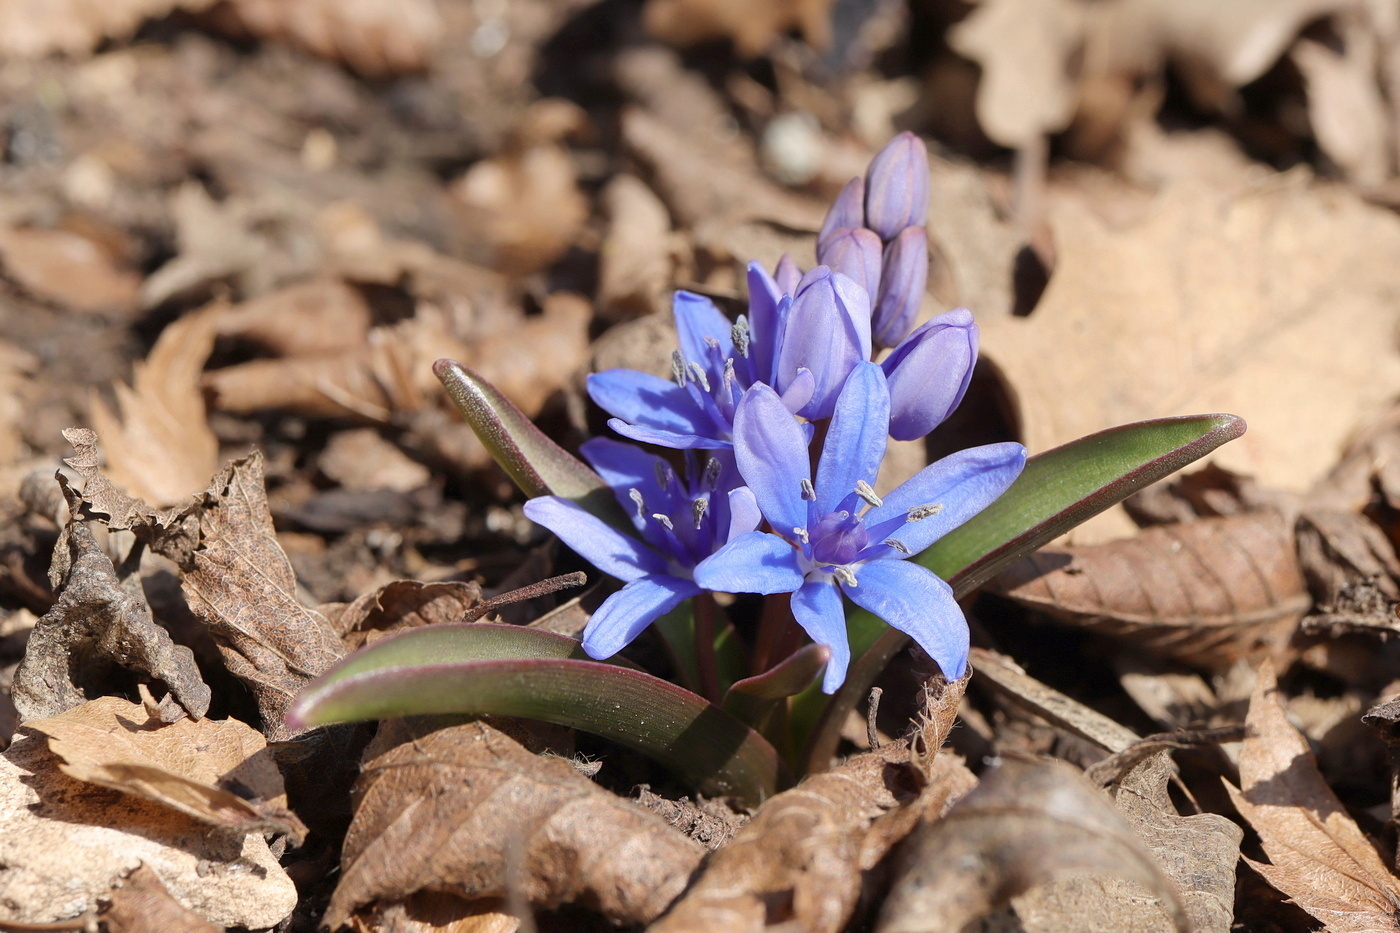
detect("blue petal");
top-left (746, 263), bottom-right (782, 384)
top-left (842, 560), bottom-right (967, 679)
top-left (587, 370), bottom-right (713, 438)
top-left (815, 362), bottom-right (890, 515)
top-left (607, 419), bottom-right (731, 451)
top-left (881, 309), bottom-right (976, 441)
top-left (778, 367), bottom-right (815, 414)
top-left (579, 437), bottom-right (666, 528)
top-left (777, 268), bottom-right (872, 420)
top-left (582, 575), bottom-right (701, 659)
top-left (733, 382), bottom-right (811, 534)
top-left (790, 577), bottom-right (851, 693)
top-left (523, 496), bottom-right (668, 582)
top-left (673, 291), bottom-right (734, 367)
top-left (864, 442), bottom-right (1027, 554)
top-left (693, 531), bottom-right (805, 594)
top-left (774, 254), bottom-right (803, 297)
top-left (727, 486), bottom-right (762, 539)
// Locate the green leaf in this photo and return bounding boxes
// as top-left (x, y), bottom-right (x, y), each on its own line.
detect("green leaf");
top-left (800, 414), bottom-right (1246, 773)
top-left (287, 623), bottom-right (785, 803)
top-left (433, 359), bottom-right (629, 529)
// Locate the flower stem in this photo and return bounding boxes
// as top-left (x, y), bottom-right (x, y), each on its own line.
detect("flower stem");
top-left (693, 591), bottom-right (722, 705)
top-left (751, 592), bottom-right (803, 676)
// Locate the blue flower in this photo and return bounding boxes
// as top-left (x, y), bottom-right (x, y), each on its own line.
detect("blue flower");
top-left (694, 362), bottom-right (1026, 692)
top-left (523, 440), bottom-right (760, 660)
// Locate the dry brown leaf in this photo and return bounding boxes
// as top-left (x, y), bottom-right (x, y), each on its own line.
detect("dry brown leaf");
top-left (90, 306), bottom-right (220, 508)
top-left (877, 755), bottom-right (1188, 933)
top-left (987, 513), bottom-right (1311, 669)
top-left (12, 503), bottom-right (210, 723)
top-left (26, 695), bottom-right (302, 839)
top-left (351, 892), bottom-right (519, 933)
top-left (0, 730), bottom-right (295, 926)
top-left (101, 864), bottom-right (223, 933)
top-left (204, 0), bottom-right (441, 77)
top-left (214, 277), bottom-right (372, 357)
top-left (319, 429), bottom-right (431, 494)
top-left (0, 340), bottom-right (39, 464)
top-left (1227, 662), bottom-right (1400, 931)
top-left (1296, 510), bottom-right (1400, 635)
top-left (0, 225), bottom-right (140, 315)
top-left (642, 0), bottom-right (834, 56)
top-left (173, 452), bottom-right (344, 741)
top-left (981, 177), bottom-right (1400, 504)
top-left (1293, 17), bottom-right (1392, 187)
top-left (60, 427), bottom-right (187, 535)
top-left (326, 718), bottom-right (704, 929)
top-left (0, 0), bottom-right (204, 56)
top-left (948, 0), bottom-right (1088, 148)
top-left (323, 579), bottom-right (483, 651)
top-left (598, 173), bottom-right (675, 321)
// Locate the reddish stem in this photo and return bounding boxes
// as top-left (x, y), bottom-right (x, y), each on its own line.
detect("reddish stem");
top-left (693, 591), bottom-right (722, 705)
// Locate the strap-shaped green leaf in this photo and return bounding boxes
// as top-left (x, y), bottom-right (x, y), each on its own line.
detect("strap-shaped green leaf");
top-left (287, 623), bottom-right (784, 803)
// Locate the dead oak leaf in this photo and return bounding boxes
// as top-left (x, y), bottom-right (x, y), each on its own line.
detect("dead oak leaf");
top-left (101, 864), bottom-right (222, 933)
top-left (0, 225), bottom-right (140, 316)
top-left (643, 0), bottom-right (834, 56)
top-left (980, 177), bottom-right (1400, 503)
top-left (322, 578), bottom-right (483, 651)
top-left (1226, 661), bottom-right (1400, 932)
top-left (26, 696), bottom-right (304, 840)
top-left (327, 719), bottom-right (704, 929)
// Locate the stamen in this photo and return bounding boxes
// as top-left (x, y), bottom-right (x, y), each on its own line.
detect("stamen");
top-left (671, 350), bottom-right (687, 386)
top-left (732, 317), bottom-right (750, 358)
top-left (703, 457), bottom-right (723, 488)
top-left (799, 478), bottom-right (817, 501)
top-left (723, 356), bottom-right (737, 391)
top-left (628, 487), bottom-right (646, 518)
top-left (906, 503), bottom-right (944, 522)
top-left (687, 362), bottom-right (711, 392)
top-left (692, 497), bottom-right (708, 529)
top-left (703, 336), bottom-right (721, 350)
top-left (652, 513), bottom-right (674, 531)
top-left (793, 526), bottom-right (810, 544)
top-left (655, 461), bottom-right (675, 489)
top-left (854, 480), bottom-right (883, 508)
top-left (832, 566), bottom-right (858, 587)
top-left (884, 538), bottom-right (910, 554)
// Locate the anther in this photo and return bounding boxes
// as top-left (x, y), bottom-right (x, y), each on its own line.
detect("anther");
top-left (884, 538), bottom-right (910, 554)
top-left (703, 457), bottom-right (723, 488)
top-left (854, 480), bottom-right (883, 508)
top-left (906, 503), bottom-right (944, 522)
top-left (652, 513), bottom-right (675, 531)
top-left (628, 488), bottom-right (646, 518)
top-left (723, 357), bottom-right (737, 391)
top-left (793, 526), bottom-right (810, 544)
top-left (692, 497), bottom-right (708, 529)
top-left (799, 478), bottom-right (817, 501)
top-left (671, 350), bottom-right (687, 386)
top-left (832, 566), bottom-right (859, 587)
top-left (655, 461), bottom-right (675, 489)
top-left (703, 336), bottom-right (721, 351)
top-left (687, 362), bottom-right (711, 392)
top-left (732, 318), bottom-right (750, 358)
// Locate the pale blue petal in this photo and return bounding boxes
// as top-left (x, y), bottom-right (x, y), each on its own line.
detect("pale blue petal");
top-left (726, 486), bottom-right (762, 539)
top-left (587, 371), bottom-right (712, 437)
top-left (777, 268), bottom-right (872, 419)
top-left (606, 419), bottom-right (729, 451)
top-left (733, 383), bottom-right (810, 533)
top-left (523, 496), bottom-right (667, 582)
top-left (791, 578), bottom-right (851, 693)
top-left (843, 560), bottom-right (967, 679)
top-left (582, 575), bottom-right (701, 659)
top-left (746, 262), bottom-right (782, 384)
top-left (881, 309), bottom-right (976, 441)
top-left (864, 442), bottom-right (1027, 554)
top-left (693, 531), bottom-right (805, 595)
top-left (815, 362), bottom-right (890, 515)
top-left (673, 291), bottom-right (734, 366)
top-left (778, 367), bottom-right (815, 414)
top-left (580, 438), bottom-right (665, 527)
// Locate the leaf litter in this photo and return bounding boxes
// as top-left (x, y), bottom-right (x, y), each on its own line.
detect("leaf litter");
top-left (5, 0), bottom-right (1400, 929)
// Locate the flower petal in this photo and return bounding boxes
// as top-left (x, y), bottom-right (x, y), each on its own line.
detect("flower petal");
top-left (746, 262), bottom-right (782, 384)
top-left (872, 226), bottom-right (929, 348)
top-left (727, 486), bottom-right (763, 539)
top-left (693, 531), bottom-right (805, 595)
top-left (865, 132), bottom-right (930, 241)
top-left (523, 496), bottom-right (668, 582)
top-left (775, 254), bottom-right (803, 296)
top-left (673, 291), bottom-right (734, 366)
top-left (580, 437), bottom-right (666, 525)
top-left (864, 442), bottom-right (1027, 554)
top-left (607, 419), bottom-right (730, 450)
top-left (779, 367), bottom-right (815, 414)
top-left (842, 560), bottom-right (967, 679)
top-left (777, 267), bottom-right (872, 420)
top-left (790, 577), bottom-right (851, 693)
top-left (587, 370), bottom-right (713, 438)
top-left (733, 382), bottom-right (811, 533)
top-left (582, 575), bottom-right (701, 659)
top-left (815, 362), bottom-right (890, 515)
top-left (818, 227), bottom-right (883, 299)
top-left (818, 177), bottom-right (865, 251)
top-left (881, 308), bottom-right (977, 441)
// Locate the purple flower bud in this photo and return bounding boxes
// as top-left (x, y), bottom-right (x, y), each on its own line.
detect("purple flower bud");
top-left (774, 253), bottom-right (803, 297)
top-left (880, 308), bottom-right (976, 441)
top-left (865, 132), bottom-right (930, 242)
top-left (777, 267), bottom-right (873, 420)
top-left (818, 177), bottom-right (864, 252)
top-left (872, 226), bottom-right (928, 348)
top-left (817, 227), bottom-right (883, 300)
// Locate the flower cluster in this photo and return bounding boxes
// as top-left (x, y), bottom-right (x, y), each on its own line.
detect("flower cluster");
top-left (525, 132), bottom-right (1027, 692)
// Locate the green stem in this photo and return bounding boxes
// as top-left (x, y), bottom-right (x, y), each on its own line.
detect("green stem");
top-left (801, 627), bottom-right (909, 774)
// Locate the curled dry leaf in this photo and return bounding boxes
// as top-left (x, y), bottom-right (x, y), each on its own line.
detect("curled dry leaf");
top-left (987, 513), bottom-right (1311, 669)
top-left (101, 864), bottom-right (222, 933)
top-left (323, 578), bottom-right (484, 651)
top-left (877, 756), bottom-right (1188, 933)
top-left (60, 427), bottom-right (187, 535)
top-left (27, 696), bottom-right (304, 839)
top-left (1296, 509), bottom-right (1400, 635)
top-left (214, 277), bottom-right (372, 357)
top-left (326, 718), bottom-right (704, 929)
top-left (1229, 662), bottom-right (1400, 932)
top-left (0, 730), bottom-right (295, 927)
top-left (12, 507), bottom-right (210, 723)
top-left (980, 178), bottom-right (1400, 504)
top-left (0, 225), bottom-right (140, 315)
top-left (642, 0), bottom-right (835, 56)
top-left (90, 306), bottom-right (221, 508)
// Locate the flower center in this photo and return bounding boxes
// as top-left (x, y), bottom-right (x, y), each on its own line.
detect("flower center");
top-left (810, 509), bottom-right (869, 567)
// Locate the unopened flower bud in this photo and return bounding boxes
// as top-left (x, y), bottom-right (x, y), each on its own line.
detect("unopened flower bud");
top-left (774, 253), bottom-right (803, 297)
top-left (818, 177), bottom-right (864, 252)
top-left (881, 308), bottom-right (976, 441)
top-left (865, 132), bottom-right (930, 242)
top-left (777, 267), bottom-right (873, 420)
top-left (818, 227), bottom-right (883, 300)
top-left (872, 226), bottom-right (928, 348)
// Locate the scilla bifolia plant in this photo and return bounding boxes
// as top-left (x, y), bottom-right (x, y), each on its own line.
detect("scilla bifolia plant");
top-left (288, 134), bottom-right (1244, 804)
